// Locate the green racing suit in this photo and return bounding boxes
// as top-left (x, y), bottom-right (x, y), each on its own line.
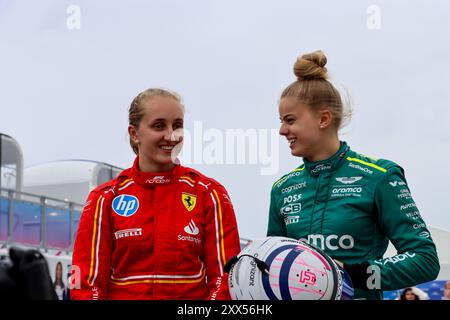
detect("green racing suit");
top-left (267, 141), bottom-right (439, 300)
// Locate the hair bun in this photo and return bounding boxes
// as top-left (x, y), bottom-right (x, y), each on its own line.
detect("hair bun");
top-left (293, 50), bottom-right (328, 80)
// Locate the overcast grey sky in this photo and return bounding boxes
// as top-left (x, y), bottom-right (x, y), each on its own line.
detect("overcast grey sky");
top-left (1, 0), bottom-right (449, 238)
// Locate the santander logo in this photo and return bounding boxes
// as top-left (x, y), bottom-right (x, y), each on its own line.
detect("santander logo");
top-left (184, 219), bottom-right (199, 235)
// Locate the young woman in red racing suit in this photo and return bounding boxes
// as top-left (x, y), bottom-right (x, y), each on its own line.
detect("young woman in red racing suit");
top-left (71, 88), bottom-right (241, 300)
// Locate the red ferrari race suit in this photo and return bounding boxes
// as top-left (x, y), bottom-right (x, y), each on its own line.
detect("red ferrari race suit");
top-left (71, 158), bottom-right (241, 300)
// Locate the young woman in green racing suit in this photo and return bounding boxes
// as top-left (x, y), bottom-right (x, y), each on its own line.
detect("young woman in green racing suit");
top-left (267, 50), bottom-right (439, 300)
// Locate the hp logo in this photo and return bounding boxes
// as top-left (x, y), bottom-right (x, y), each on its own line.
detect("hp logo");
top-left (112, 195), bottom-right (139, 217)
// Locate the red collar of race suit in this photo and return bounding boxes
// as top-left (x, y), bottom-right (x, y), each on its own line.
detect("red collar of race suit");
top-left (125, 157), bottom-right (182, 186)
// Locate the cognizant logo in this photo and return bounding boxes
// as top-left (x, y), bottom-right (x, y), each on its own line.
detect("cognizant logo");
top-left (281, 182), bottom-right (307, 194)
top-left (299, 234), bottom-right (355, 251)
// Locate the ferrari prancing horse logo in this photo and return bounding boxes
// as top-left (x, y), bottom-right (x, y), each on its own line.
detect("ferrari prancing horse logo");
top-left (182, 192), bottom-right (197, 212)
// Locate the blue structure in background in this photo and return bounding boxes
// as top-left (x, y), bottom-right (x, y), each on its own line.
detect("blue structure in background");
top-left (0, 191), bottom-right (82, 251)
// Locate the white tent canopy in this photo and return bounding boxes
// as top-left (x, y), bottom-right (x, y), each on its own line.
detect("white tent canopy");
top-left (23, 160), bottom-right (123, 204)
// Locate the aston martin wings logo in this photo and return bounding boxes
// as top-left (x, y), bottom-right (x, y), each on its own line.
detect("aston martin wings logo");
top-left (335, 176), bottom-right (363, 184)
top-left (182, 192), bottom-right (197, 212)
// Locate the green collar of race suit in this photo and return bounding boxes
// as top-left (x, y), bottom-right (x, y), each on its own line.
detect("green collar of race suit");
top-left (303, 141), bottom-right (350, 177)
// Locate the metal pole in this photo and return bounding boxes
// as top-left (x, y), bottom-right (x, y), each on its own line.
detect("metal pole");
top-left (7, 189), bottom-right (14, 244)
top-left (40, 196), bottom-right (47, 251)
top-left (68, 202), bottom-right (74, 254)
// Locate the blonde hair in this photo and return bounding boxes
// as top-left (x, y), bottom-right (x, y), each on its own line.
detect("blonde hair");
top-left (281, 50), bottom-right (350, 130)
top-left (128, 88), bottom-right (184, 155)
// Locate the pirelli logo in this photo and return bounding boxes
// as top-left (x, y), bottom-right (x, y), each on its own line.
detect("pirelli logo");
top-left (114, 228), bottom-right (143, 240)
